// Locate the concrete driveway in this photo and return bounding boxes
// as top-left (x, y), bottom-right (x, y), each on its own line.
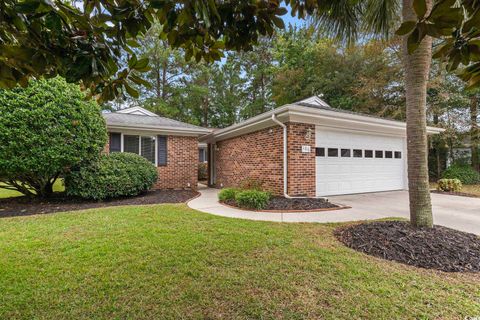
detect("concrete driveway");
top-left (330, 191), bottom-right (480, 235)
top-left (188, 187), bottom-right (480, 235)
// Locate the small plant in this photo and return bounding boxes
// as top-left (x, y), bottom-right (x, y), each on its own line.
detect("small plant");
top-left (65, 153), bottom-right (158, 200)
top-left (437, 179), bottom-right (462, 192)
top-left (218, 188), bottom-right (239, 202)
top-left (235, 190), bottom-right (271, 210)
top-left (198, 163), bottom-right (208, 181)
top-left (442, 165), bottom-right (480, 185)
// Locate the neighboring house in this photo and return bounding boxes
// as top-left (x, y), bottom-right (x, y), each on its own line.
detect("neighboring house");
top-left (103, 107), bottom-right (211, 190)
top-left (200, 96), bottom-right (444, 197)
top-left (449, 137), bottom-right (478, 166)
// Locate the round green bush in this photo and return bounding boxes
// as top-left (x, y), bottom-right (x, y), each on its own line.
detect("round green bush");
top-left (235, 190), bottom-right (271, 210)
top-left (65, 153), bottom-right (158, 200)
top-left (218, 188), bottom-right (239, 202)
top-left (0, 77), bottom-right (107, 197)
top-left (441, 165), bottom-right (480, 185)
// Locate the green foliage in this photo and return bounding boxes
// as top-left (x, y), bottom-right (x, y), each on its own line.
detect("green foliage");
top-left (403, 0), bottom-right (480, 87)
top-left (235, 190), bottom-right (271, 210)
top-left (442, 165), bottom-right (480, 185)
top-left (437, 179), bottom-right (462, 192)
top-left (65, 153), bottom-right (158, 200)
top-left (0, 77), bottom-right (107, 197)
top-left (198, 163), bottom-right (208, 181)
top-left (218, 188), bottom-right (240, 202)
top-left (0, 0), bottom-right (295, 101)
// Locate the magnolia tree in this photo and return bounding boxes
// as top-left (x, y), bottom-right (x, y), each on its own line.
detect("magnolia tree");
top-left (0, 77), bottom-right (107, 197)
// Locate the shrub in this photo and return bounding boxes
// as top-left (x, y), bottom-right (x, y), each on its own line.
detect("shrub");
top-left (198, 163), bottom-right (208, 181)
top-left (437, 179), bottom-right (462, 192)
top-left (441, 165), bottom-right (480, 185)
top-left (218, 188), bottom-right (239, 202)
top-left (0, 77), bottom-right (107, 197)
top-left (235, 190), bottom-right (271, 210)
top-left (65, 153), bottom-right (158, 200)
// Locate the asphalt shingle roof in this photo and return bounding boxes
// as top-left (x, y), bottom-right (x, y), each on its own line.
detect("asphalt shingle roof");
top-left (103, 112), bottom-right (208, 131)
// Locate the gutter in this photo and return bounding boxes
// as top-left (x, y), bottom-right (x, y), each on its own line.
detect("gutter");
top-left (271, 113), bottom-right (327, 200)
top-left (271, 114), bottom-right (288, 197)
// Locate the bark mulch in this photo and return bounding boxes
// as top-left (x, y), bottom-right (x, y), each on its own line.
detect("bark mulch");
top-left (431, 190), bottom-right (480, 198)
top-left (335, 221), bottom-right (480, 273)
top-left (0, 190), bottom-right (199, 218)
top-left (223, 196), bottom-right (339, 211)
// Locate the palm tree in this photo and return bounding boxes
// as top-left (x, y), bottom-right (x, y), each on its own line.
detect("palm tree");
top-left (310, 0), bottom-right (434, 227)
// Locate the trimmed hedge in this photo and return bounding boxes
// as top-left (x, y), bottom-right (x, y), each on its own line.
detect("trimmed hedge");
top-left (218, 188), bottom-right (239, 202)
top-left (442, 165), bottom-right (480, 185)
top-left (437, 179), bottom-right (462, 192)
top-left (65, 153), bottom-right (158, 200)
top-left (235, 190), bottom-right (271, 210)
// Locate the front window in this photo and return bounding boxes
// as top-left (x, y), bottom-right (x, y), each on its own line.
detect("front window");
top-left (114, 133), bottom-right (158, 165)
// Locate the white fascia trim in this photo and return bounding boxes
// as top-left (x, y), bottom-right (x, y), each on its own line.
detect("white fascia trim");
top-left (200, 105), bottom-right (292, 142)
top-left (289, 105), bottom-right (445, 134)
top-left (107, 124), bottom-right (212, 136)
top-left (202, 104), bottom-right (444, 142)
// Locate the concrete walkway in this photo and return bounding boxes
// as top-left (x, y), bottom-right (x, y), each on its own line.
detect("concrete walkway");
top-left (188, 186), bottom-right (480, 235)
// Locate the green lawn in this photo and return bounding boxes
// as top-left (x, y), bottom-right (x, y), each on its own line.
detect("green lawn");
top-left (0, 180), bottom-right (64, 198)
top-left (0, 205), bottom-right (478, 319)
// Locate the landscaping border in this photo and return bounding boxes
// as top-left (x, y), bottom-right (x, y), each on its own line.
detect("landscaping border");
top-left (219, 200), bottom-right (351, 213)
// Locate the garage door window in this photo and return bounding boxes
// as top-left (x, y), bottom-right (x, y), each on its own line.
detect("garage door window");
top-left (385, 151), bottom-right (393, 158)
top-left (316, 148), bottom-right (325, 156)
top-left (328, 148), bottom-right (338, 157)
top-left (365, 150), bottom-right (373, 158)
top-left (395, 151), bottom-right (402, 159)
top-left (341, 149), bottom-right (351, 157)
top-left (353, 149), bottom-right (362, 157)
top-left (375, 150), bottom-right (383, 158)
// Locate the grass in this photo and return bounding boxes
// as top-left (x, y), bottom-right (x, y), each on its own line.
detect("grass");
top-left (0, 205), bottom-right (478, 319)
top-left (0, 180), bottom-right (64, 198)
top-left (431, 182), bottom-right (480, 196)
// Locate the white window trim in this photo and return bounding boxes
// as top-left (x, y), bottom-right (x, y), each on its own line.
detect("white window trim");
top-left (120, 133), bottom-right (157, 166)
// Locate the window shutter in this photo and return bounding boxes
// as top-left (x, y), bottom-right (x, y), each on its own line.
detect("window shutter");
top-left (157, 135), bottom-right (167, 166)
top-left (109, 133), bottom-right (121, 152)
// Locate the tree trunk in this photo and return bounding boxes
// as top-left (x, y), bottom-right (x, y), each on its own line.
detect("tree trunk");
top-left (402, 0), bottom-right (433, 228)
top-left (471, 95), bottom-right (479, 171)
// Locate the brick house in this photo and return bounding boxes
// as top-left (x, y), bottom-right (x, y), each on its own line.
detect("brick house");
top-left (200, 96), bottom-right (444, 197)
top-left (104, 97), bottom-right (443, 196)
top-left (103, 107), bottom-right (211, 190)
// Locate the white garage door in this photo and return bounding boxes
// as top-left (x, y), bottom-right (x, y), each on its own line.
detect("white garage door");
top-left (315, 127), bottom-right (406, 196)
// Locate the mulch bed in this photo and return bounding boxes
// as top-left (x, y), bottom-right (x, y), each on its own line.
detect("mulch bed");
top-left (335, 221), bottom-right (480, 273)
top-left (223, 196), bottom-right (339, 211)
top-left (431, 190), bottom-right (480, 198)
top-left (0, 190), bottom-right (199, 218)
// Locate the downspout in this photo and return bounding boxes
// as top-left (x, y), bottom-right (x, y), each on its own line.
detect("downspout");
top-left (271, 114), bottom-right (294, 198)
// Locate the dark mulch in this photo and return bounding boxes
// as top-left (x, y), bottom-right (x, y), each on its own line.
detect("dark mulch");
top-left (0, 190), bottom-right (199, 218)
top-left (335, 221), bottom-right (480, 273)
top-left (431, 190), bottom-right (480, 198)
top-left (223, 196), bottom-right (339, 211)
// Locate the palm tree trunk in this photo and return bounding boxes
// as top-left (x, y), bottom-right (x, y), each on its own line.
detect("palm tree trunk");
top-left (402, 0), bottom-right (433, 228)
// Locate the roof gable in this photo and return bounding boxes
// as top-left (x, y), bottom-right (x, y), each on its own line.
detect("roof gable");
top-left (116, 106), bottom-right (158, 117)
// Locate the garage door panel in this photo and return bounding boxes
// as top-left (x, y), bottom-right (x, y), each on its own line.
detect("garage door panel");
top-left (316, 128), bottom-right (405, 196)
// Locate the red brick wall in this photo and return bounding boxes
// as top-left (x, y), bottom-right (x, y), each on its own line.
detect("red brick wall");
top-left (213, 122), bottom-right (316, 196)
top-left (104, 133), bottom-right (198, 190)
top-left (287, 123), bottom-right (316, 197)
top-left (214, 125), bottom-right (284, 194)
top-left (155, 136), bottom-right (198, 190)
